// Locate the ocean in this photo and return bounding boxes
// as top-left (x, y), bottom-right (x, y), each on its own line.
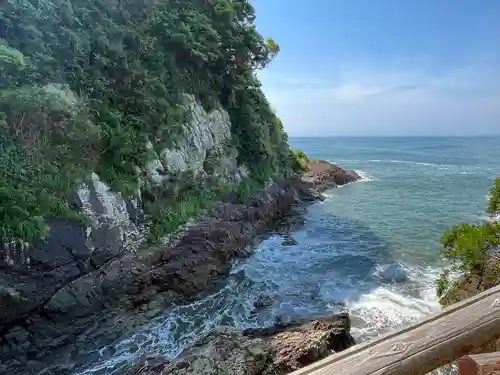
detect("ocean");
top-left (76, 136), bottom-right (500, 375)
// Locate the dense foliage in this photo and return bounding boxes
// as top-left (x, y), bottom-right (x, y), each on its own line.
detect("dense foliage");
top-left (436, 178), bottom-right (500, 298)
top-left (489, 177), bottom-right (500, 213)
top-left (291, 149), bottom-right (310, 173)
top-left (0, 0), bottom-right (299, 243)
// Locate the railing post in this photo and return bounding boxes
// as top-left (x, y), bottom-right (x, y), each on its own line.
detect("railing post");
top-left (458, 357), bottom-right (481, 375)
top-left (458, 355), bottom-right (500, 375)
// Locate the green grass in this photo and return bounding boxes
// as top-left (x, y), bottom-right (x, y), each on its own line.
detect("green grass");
top-left (147, 189), bottom-right (217, 242)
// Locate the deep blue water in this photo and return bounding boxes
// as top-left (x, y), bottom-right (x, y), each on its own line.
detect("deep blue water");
top-left (77, 137), bottom-right (500, 375)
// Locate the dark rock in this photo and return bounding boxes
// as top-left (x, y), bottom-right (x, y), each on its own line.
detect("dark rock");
top-left (252, 294), bottom-right (275, 312)
top-left (281, 235), bottom-right (298, 246)
top-left (373, 263), bottom-right (409, 284)
top-left (126, 328), bottom-right (273, 375)
top-left (125, 354), bottom-right (172, 375)
top-left (0, 161), bottom-right (358, 372)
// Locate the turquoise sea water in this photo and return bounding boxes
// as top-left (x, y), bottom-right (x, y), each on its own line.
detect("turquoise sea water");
top-left (76, 136), bottom-right (500, 375)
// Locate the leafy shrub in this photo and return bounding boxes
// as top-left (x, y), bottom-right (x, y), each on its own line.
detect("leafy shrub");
top-left (437, 179), bottom-right (500, 299)
top-left (435, 269), bottom-right (451, 298)
top-left (148, 189), bottom-right (217, 242)
top-left (440, 222), bottom-right (500, 275)
top-left (488, 177), bottom-right (500, 213)
top-left (291, 149), bottom-right (310, 173)
top-left (0, 45), bottom-right (100, 241)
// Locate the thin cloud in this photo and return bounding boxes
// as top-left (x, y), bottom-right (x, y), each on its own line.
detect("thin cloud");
top-left (260, 59), bottom-right (500, 136)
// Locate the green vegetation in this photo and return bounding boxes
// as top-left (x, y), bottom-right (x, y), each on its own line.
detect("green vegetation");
top-left (147, 189), bottom-right (215, 242)
top-left (0, 0), bottom-right (300, 243)
top-left (291, 149), bottom-right (310, 173)
top-left (436, 179), bottom-right (500, 299)
top-left (0, 43), bottom-right (98, 242)
top-left (488, 177), bottom-right (500, 213)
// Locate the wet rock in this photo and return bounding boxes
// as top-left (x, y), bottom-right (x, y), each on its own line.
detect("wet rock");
top-left (281, 235), bottom-right (298, 246)
top-left (0, 160), bottom-right (359, 372)
top-left (373, 263), bottom-right (409, 284)
top-left (125, 354), bottom-right (172, 374)
top-left (126, 328), bottom-right (273, 375)
top-left (127, 313), bottom-right (354, 375)
top-left (252, 295), bottom-right (275, 313)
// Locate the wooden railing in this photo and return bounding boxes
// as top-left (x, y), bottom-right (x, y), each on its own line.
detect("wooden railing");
top-left (291, 284), bottom-right (500, 375)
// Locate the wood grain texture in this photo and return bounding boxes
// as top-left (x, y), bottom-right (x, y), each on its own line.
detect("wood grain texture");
top-left (290, 284), bottom-right (500, 375)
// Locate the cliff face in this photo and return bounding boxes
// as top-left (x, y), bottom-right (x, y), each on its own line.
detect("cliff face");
top-left (0, 1), bottom-right (360, 372)
top-left (0, 0), bottom-right (297, 250)
top-left (73, 94), bottom-right (249, 256)
top-left (0, 159), bottom-right (360, 374)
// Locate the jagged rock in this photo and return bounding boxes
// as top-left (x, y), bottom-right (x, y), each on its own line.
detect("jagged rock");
top-left (126, 328), bottom-right (273, 375)
top-left (373, 263), bottom-right (409, 284)
top-left (126, 313), bottom-right (354, 375)
top-left (281, 235), bottom-right (298, 246)
top-left (302, 159), bottom-right (360, 192)
top-left (252, 295), bottom-right (275, 312)
top-left (260, 313), bottom-right (355, 374)
top-left (0, 160), bottom-right (358, 373)
top-left (150, 95), bottom-right (248, 184)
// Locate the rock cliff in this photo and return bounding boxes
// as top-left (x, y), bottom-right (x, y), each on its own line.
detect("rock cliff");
top-left (0, 135), bottom-right (360, 374)
top-left (0, 1), bottom-right (361, 373)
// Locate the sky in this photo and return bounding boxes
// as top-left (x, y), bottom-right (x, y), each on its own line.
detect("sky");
top-left (252, 0), bottom-right (500, 137)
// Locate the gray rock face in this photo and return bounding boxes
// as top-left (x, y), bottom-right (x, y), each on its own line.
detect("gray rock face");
top-left (0, 113), bottom-right (359, 375)
top-left (146, 95), bottom-right (248, 185)
top-left (0, 178), bottom-right (311, 374)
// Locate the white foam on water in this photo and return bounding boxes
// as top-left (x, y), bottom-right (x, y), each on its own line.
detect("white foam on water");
top-left (75, 279), bottom-right (242, 375)
top-left (318, 169), bottom-right (374, 203)
top-left (346, 264), bottom-right (441, 341)
top-left (367, 159), bottom-right (445, 168)
top-left (354, 169), bottom-right (375, 182)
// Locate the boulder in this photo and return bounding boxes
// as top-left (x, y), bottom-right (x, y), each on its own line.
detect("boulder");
top-left (245, 312), bottom-right (355, 374)
top-left (281, 235), bottom-right (298, 246)
top-left (253, 294), bottom-right (274, 311)
top-left (373, 263), bottom-right (409, 284)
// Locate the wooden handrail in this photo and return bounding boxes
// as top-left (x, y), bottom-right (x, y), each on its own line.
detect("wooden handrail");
top-left (290, 284), bottom-right (500, 375)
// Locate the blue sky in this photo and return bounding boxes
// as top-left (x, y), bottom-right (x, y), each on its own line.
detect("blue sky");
top-left (252, 0), bottom-right (500, 136)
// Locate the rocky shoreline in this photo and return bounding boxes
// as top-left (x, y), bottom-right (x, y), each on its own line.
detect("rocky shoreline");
top-left (0, 160), bottom-right (360, 374)
top-left (126, 313), bottom-right (354, 375)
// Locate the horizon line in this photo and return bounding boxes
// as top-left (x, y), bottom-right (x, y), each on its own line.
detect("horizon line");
top-left (288, 134), bottom-right (500, 138)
